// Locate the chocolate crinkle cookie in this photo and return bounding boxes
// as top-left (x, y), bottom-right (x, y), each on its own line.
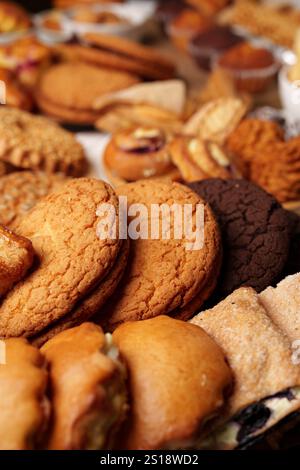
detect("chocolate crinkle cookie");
top-left (189, 179), bottom-right (291, 299)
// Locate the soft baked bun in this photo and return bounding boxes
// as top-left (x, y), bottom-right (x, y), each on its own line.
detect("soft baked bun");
top-left (113, 315), bottom-right (232, 450)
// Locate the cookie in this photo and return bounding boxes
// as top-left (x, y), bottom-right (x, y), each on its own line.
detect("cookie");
top-left (103, 127), bottom-right (181, 186)
top-left (0, 107), bottom-right (87, 176)
top-left (41, 323), bottom-right (127, 450)
top-left (36, 62), bottom-right (139, 125)
top-left (226, 118), bottom-right (284, 178)
top-left (113, 316), bottom-right (232, 450)
top-left (189, 179), bottom-right (291, 298)
top-left (0, 171), bottom-right (67, 228)
top-left (0, 338), bottom-right (49, 450)
top-left (33, 240), bottom-right (130, 347)
top-left (80, 33), bottom-right (175, 80)
top-left (251, 137), bottom-right (300, 203)
top-left (0, 178), bottom-right (122, 338)
top-left (0, 224), bottom-right (34, 298)
top-left (96, 180), bottom-right (222, 330)
top-left (169, 135), bottom-right (240, 182)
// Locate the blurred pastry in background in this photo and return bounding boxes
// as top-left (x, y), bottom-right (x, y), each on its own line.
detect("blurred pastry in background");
top-left (220, 0), bottom-right (300, 49)
top-left (53, 0), bottom-right (124, 8)
top-left (184, 97), bottom-right (248, 145)
top-left (167, 8), bottom-right (213, 52)
top-left (217, 42), bottom-right (278, 93)
top-left (0, 1), bottom-right (31, 35)
top-left (36, 62), bottom-right (139, 125)
top-left (76, 33), bottom-right (175, 80)
top-left (156, 0), bottom-right (186, 24)
top-left (0, 68), bottom-right (32, 110)
top-left (73, 6), bottom-right (128, 25)
top-left (186, 0), bottom-right (231, 17)
top-left (94, 80), bottom-right (185, 134)
top-left (103, 127), bottom-right (180, 186)
top-left (170, 135), bottom-right (239, 183)
top-left (226, 118), bottom-right (285, 178)
top-left (0, 36), bottom-right (52, 89)
top-left (189, 25), bottom-right (243, 71)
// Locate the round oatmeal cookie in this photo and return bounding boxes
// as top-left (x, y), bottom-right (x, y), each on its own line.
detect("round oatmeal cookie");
top-left (0, 107), bottom-right (87, 176)
top-left (0, 171), bottom-right (67, 228)
top-left (96, 180), bottom-right (222, 330)
top-left (189, 179), bottom-right (291, 298)
top-left (0, 178), bottom-right (122, 338)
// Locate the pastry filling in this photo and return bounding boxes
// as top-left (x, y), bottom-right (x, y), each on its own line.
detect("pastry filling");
top-left (116, 128), bottom-right (165, 154)
top-left (83, 334), bottom-right (128, 450)
top-left (199, 387), bottom-right (300, 450)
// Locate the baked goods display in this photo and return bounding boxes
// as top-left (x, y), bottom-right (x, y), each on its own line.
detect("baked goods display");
top-left (0, 0), bottom-right (300, 454)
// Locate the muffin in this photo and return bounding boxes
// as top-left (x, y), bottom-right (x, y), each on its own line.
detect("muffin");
top-left (0, 2), bottom-right (31, 35)
top-left (167, 8), bottom-right (213, 52)
top-left (217, 42), bottom-right (278, 93)
top-left (189, 25), bottom-right (243, 70)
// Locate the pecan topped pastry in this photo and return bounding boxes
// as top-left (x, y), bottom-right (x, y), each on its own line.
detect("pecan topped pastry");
top-left (103, 127), bottom-right (180, 186)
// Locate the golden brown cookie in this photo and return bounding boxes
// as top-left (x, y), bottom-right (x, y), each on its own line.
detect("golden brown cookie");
top-left (0, 224), bottom-right (34, 298)
top-left (0, 107), bottom-right (87, 176)
top-left (113, 316), bottom-right (232, 450)
top-left (170, 135), bottom-right (240, 182)
top-left (103, 127), bottom-right (181, 186)
top-left (33, 240), bottom-right (130, 347)
top-left (80, 33), bottom-right (175, 80)
top-left (226, 118), bottom-right (285, 178)
top-left (0, 171), bottom-right (67, 228)
top-left (96, 180), bottom-right (222, 330)
top-left (0, 338), bottom-right (49, 450)
top-left (41, 323), bottom-right (127, 450)
top-left (0, 178), bottom-right (122, 338)
top-left (251, 137), bottom-right (300, 203)
top-left (36, 62), bottom-right (139, 125)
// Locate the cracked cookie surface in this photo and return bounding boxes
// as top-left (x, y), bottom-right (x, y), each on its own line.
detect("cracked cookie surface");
top-left (189, 179), bottom-right (291, 298)
top-left (97, 180), bottom-right (221, 330)
top-left (0, 171), bottom-right (67, 228)
top-left (0, 107), bottom-right (87, 176)
top-left (0, 178), bottom-right (121, 338)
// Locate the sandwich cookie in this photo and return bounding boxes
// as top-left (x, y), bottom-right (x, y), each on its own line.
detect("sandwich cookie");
top-left (0, 107), bottom-right (87, 176)
top-left (191, 287), bottom-right (300, 449)
top-left (113, 315), bottom-right (232, 450)
top-left (36, 62), bottom-right (139, 125)
top-left (0, 338), bottom-right (49, 450)
top-left (0, 178), bottom-right (122, 338)
top-left (41, 323), bottom-right (127, 450)
top-left (189, 179), bottom-right (291, 298)
top-left (97, 180), bottom-right (222, 330)
top-left (33, 240), bottom-right (130, 347)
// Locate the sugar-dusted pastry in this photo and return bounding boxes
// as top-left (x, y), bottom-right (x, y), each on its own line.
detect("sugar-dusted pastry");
top-left (0, 338), bottom-right (49, 450)
top-left (191, 288), bottom-right (300, 449)
top-left (41, 323), bottom-right (127, 450)
top-left (113, 316), bottom-right (232, 449)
